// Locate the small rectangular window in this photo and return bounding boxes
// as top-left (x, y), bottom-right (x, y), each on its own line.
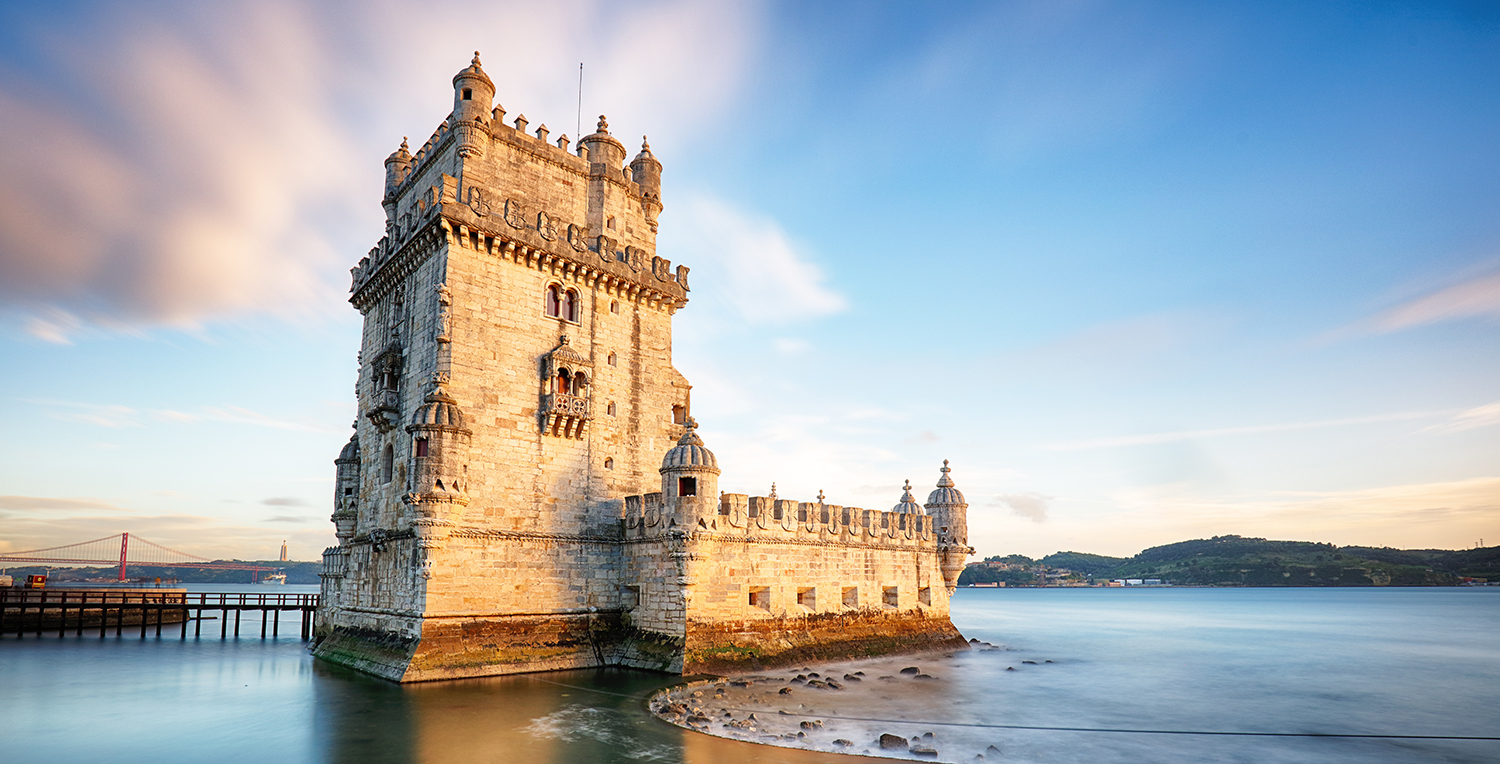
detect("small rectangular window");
top-left (883, 586), bottom-right (899, 608)
top-left (462, 88), bottom-right (473, 100)
top-left (749, 586), bottom-right (770, 611)
top-left (919, 587), bottom-right (932, 606)
top-left (672, 405), bottom-right (686, 424)
top-left (343, 487), bottom-right (354, 496)
top-left (678, 476), bottom-right (697, 497)
top-left (842, 587), bottom-right (858, 609)
top-left (415, 438), bottom-right (429, 458)
top-left (797, 587), bottom-right (815, 611)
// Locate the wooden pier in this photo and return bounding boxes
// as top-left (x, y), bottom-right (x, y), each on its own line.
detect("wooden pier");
top-left (0, 589), bottom-right (319, 640)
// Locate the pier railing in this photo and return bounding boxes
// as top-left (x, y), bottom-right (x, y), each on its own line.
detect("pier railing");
top-left (1, 589), bottom-right (320, 641)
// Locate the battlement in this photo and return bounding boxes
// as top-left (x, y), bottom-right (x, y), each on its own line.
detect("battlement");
top-left (621, 491), bottom-right (937, 547)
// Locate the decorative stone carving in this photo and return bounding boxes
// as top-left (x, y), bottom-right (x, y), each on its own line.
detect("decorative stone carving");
top-left (504, 198), bottom-right (527, 229)
top-left (536, 211), bottom-right (557, 241)
top-left (675, 264), bottom-right (690, 291)
top-left (466, 187), bottom-right (491, 217)
top-left (568, 224), bottom-right (588, 252)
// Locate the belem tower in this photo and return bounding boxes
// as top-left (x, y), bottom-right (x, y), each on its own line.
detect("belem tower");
top-left (313, 54), bottom-right (974, 682)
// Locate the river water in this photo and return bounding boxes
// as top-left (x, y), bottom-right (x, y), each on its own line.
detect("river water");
top-left (1, 586), bottom-right (1495, 763)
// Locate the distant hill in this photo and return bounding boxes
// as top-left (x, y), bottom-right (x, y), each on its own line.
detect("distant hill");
top-left (961, 536), bottom-right (1499, 587)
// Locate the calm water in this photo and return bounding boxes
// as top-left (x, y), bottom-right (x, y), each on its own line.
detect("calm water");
top-left (1, 586), bottom-right (1495, 763)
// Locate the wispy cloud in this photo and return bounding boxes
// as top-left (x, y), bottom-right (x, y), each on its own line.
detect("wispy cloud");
top-left (998, 492), bottom-right (1052, 523)
top-left (1426, 401), bottom-right (1500, 433)
top-left (1045, 409), bottom-right (1448, 451)
top-left (0, 496), bottom-right (125, 512)
top-left (1368, 271), bottom-right (1500, 333)
top-left (260, 497), bottom-right (308, 507)
top-left (24, 398), bottom-right (333, 433)
top-left (667, 195), bottom-right (847, 326)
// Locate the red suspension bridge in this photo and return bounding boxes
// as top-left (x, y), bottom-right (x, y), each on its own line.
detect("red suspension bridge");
top-left (0, 533), bottom-right (281, 581)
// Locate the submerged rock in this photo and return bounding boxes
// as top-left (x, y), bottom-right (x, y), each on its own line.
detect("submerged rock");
top-left (900, 666), bottom-right (921, 675)
top-left (912, 745), bottom-right (939, 757)
top-left (879, 733), bottom-right (909, 750)
top-left (833, 739), bottom-right (853, 747)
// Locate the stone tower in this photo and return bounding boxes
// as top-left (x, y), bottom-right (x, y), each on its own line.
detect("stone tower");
top-left (315, 54), bottom-right (970, 682)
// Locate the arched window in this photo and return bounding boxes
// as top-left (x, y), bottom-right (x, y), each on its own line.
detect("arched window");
top-left (607, 352), bottom-right (616, 366)
top-left (610, 300), bottom-right (619, 314)
top-left (573, 371), bottom-right (587, 397)
top-left (562, 289), bottom-right (579, 322)
top-left (604, 457), bottom-right (614, 470)
top-left (555, 369), bottom-right (571, 395)
top-left (544, 285), bottom-right (561, 317)
top-left (381, 444), bottom-right (394, 484)
top-left (607, 401), bottom-right (616, 416)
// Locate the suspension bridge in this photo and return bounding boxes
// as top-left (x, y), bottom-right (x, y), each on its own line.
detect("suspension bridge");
top-left (0, 533), bottom-right (281, 581)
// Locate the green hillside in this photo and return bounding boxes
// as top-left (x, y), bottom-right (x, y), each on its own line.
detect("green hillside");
top-left (962, 536), bottom-right (1498, 587)
top-left (3, 561), bottom-right (322, 585)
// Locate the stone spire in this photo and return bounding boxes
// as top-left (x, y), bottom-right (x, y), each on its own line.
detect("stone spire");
top-left (892, 479), bottom-right (923, 514)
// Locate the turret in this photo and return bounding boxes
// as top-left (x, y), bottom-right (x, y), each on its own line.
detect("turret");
top-left (581, 115), bottom-right (627, 171)
top-left (332, 433), bottom-right (360, 542)
top-left (383, 137), bottom-right (412, 219)
top-left (404, 384), bottom-right (472, 550)
top-left (630, 136), bottom-right (663, 231)
top-left (451, 51), bottom-right (495, 124)
top-left (923, 460), bottom-right (972, 593)
top-left (891, 480), bottom-right (923, 514)
top-left (659, 417), bottom-right (720, 523)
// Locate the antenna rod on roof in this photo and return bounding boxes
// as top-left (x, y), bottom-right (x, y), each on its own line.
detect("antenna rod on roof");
top-left (576, 63), bottom-right (584, 145)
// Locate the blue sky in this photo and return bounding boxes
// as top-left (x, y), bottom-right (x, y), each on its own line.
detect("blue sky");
top-left (0, 0), bottom-right (1496, 562)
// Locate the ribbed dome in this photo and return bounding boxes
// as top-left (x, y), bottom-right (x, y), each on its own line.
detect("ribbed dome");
top-left (549, 335), bottom-right (589, 368)
top-left (336, 435), bottom-right (360, 463)
top-left (892, 480), bottom-right (924, 514)
top-left (631, 136), bottom-right (659, 166)
top-left (660, 418), bottom-right (720, 473)
top-left (410, 385), bottom-right (468, 431)
top-left (385, 137), bottom-right (411, 165)
top-left (925, 460), bottom-right (966, 507)
top-left (452, 51), bottom-right (494, 88)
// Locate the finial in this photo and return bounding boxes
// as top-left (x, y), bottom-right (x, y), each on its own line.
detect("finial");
top-left (597, 115), bottom-right (609, 133)
top-left (684, 415), bottom-right (697, 431)
top-left (642, 135), bottom-right (651, 150)
top-left (942, 459), bottom-right (951, 473)
top-left (904, 479), bottom-right (913, 491)
top-left (817, 489), bottom-right (825, 503)
top-left (770, 482), bottom-right (777, 498)
top-left (472, 51), bottom-right (482, 66)
top-left (400, 137), bottom-right (409, 151)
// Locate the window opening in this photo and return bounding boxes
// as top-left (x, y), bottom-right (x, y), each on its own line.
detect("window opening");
top-left (883, 586), bottom-right (899, 608)
top-left (556, 370), bottom-right (571, 395)
top-left (919, 587), bottom-right (932, 606)
top-left (797, 588), bottom-right (815, 611)
top-left (607, 216), bottom-right (616, 230)
top-left (678, 476), bottom-right (697, 497)
top-left (462, 88), bottom-right (472, 100)
top-left (610, 300), bottom-right (619, 314)
top-left (381, 445), bottom-right (394, 484)
top-left (562, 289), bottom-right (578, 322)
top-left (572, 371), bottom-right (587, 397)
top-left (842, 587), bottom-right (859, 608)
top-left (672, 405), bottom-right (686, 424)
top-left (607, 352), bottom-right (616, 366)
top-left (545, 285), bottom-right (561, 317)
top-left (748, 586), bottom-right (770, 610)
top-left (604, 457), bottom-right (614, 470)
top-left (607, 401), bottom-right (616, 416)
top-left (415, 438), bottom-right (429, 458)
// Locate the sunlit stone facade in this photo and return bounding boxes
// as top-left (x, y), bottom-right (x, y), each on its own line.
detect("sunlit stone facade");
top-left (313, 54), bottom-right (971, 682)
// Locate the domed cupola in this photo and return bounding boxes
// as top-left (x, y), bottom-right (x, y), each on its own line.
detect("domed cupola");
top-left (452, 51), bottom-right (494, 91)
top-left (925, 460), bottom-right (966, 508)
top-left (410, 385), bottom-right (468, 431)
top-left (923, 459), bottom-right (972, 595)
top-left (891, 480), bottom-right (924, 514)
top-left (661, 417), bottom-right (719, 473)
top-left (659, 417), bottom-right (721, 509)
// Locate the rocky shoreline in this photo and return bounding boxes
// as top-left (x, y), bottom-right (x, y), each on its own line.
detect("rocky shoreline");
top-left (649, 639), bottom-right (1022, 762)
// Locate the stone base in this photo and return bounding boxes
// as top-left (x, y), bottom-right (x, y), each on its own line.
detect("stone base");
top-left (313, 612), bottom-right (688, 682)
top-left (683, 610), bottom-right (968, 674)
top-left (314, 609), bottom-right (964, 681)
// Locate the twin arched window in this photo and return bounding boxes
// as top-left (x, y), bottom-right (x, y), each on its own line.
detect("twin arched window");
top-left (545, 284), bottom-right (579, 322)
top-left (555, 369), bottom-right (588, 397)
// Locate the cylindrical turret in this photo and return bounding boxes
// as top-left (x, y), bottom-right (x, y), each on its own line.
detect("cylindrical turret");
top-left (659, 417), bottom-right (720, 522)
top-left (923, 460), bottom-right (972, 593)
top-left (451, 51), bottom-right (495, 124)
top-left (630, 136), bottom-right (662, 196)
top-left (383, 138), bottom-right (412, 216)
top-left (581, 115), bottom-right (627, 170)
top-left (332, 434), bottom-right (361, 542)
top-left (406, 384), bottom-right (472, 499)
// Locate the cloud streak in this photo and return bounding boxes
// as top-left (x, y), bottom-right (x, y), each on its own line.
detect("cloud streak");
top-left (1045, 409), bottom-right (1449, 451)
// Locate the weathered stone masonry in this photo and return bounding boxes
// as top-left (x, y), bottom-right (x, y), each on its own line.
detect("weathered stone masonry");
top-left (313, 54), bottom-right (973, 682)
